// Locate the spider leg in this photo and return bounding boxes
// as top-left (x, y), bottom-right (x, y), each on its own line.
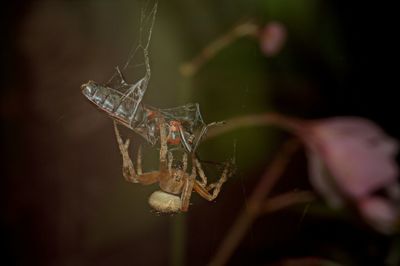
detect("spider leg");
top-left (195, 158), bottom-right (207, 187)
top-left (114, 121), bottom-right (137, 182)
top-left (167, 151), bottom-right (173, 175)
top-left (193, 160), bottom-right (232, 201)
top-left (180, 162), bottom-right (196, 212)
top-left (113, 121), bottom-right (158, 185)
top-left (158, 117), bottom-right (169, 173)
top-left (137, 145), bottom-right (143, 175)
top-left (182, 153), bottom-right (188, 172)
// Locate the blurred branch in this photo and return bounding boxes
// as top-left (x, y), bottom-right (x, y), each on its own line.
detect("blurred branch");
top-left (210, 139), bottom-right (301, 266)
top-left (205, 113), bottom-right (306, 140)
top-left (170, 214), bottom-right (186, 266)
top-left (260, 190), bottom-right (315, 214)
top-left (180, 22), bottom-right (259, 77)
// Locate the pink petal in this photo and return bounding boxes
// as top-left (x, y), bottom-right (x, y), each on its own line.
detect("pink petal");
top-left (260, 21), bottom-right (287, 56)
top-left (308, 117), bottom-right (399, 199)
top-left (302, 116), bottom-right (400, 233)
top-left (358, 196), bottom-right (399, 234)
top-left (307, 150), bottom-right (344, 208)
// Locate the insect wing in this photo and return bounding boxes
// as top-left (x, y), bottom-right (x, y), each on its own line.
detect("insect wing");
top-left (82, 3), bottom-right (158, 128)
top-left (159, 103), bottom-right (206, 132)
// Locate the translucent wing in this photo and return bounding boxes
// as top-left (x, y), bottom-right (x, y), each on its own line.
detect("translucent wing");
top-left (158, 103), bottom-right (206, 134)
top-left (82, 3), bottom-right (157, 129)
top-left (126, 103), bottom-right (207, 150)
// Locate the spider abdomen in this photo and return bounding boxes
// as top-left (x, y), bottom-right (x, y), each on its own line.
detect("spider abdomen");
top-left (148, 190), bottom-right (182, 213)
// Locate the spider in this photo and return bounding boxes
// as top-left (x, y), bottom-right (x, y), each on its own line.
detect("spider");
top-left (113, 114), bottom-right (234, 213)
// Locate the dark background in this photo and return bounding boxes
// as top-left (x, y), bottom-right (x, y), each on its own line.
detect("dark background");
top-left (1, 1), bottom-right (399, 265)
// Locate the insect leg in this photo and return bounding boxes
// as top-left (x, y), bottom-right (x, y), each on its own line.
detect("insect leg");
top-left (115, 66), bottom-right (128, 85)
top-left (193, 121), bottom-right (225, 152)
top-left (177, 125), bottom-right (192, 153)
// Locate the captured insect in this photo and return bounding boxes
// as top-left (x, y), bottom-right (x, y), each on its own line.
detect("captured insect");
top-left (81, 3), bottom-right (218, 153)
top-left (81, 3), bottom-right (157, 143)
top-left (81, 3), bottom-right (234, 212)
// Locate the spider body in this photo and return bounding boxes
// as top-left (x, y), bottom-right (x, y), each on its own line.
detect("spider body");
top-left (113, 115), bottom-right (233, 213)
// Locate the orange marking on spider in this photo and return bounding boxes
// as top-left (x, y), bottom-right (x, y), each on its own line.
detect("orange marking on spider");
top-left (167, 120), bottom-right (182, 145)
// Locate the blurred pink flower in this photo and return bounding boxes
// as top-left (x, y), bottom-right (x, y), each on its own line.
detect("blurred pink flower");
top-left (259, 21), bottom-right (287, 56)
top-left (301, 117), bottom-right (400, 233)
top-left (358, 196), bottom-right (399, 234)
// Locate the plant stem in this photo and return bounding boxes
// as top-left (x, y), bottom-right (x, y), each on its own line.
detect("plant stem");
top-left (180, 22), bottom-right (259, 77)
top-left (259, 190), bottom-right (315, 214)
top-left (205, 113), bottom-right (306, 140)
top-left (170, 214), bottom-right (186, 266)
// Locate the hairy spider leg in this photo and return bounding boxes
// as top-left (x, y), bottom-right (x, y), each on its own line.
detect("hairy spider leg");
top-left (137, 145), bottom-right (143, 175)
top-left (195, 158), bottom-right (208, 187)
top-left (114, 117), bottom-right (232, 212)
top-left (172, 119), bottom-right (232, 201)
top-left (113, 121), bottom-right (159, 185)
top-left (157, 116), bottom-right (169, 174)
top-left (193, 161), bottom-right (232, 201)
top-left (180, 162), bottom-right (197, 212)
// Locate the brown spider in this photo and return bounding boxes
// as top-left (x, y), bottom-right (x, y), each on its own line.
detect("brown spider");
top-left (113, 115), bottom-right (233, 213)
